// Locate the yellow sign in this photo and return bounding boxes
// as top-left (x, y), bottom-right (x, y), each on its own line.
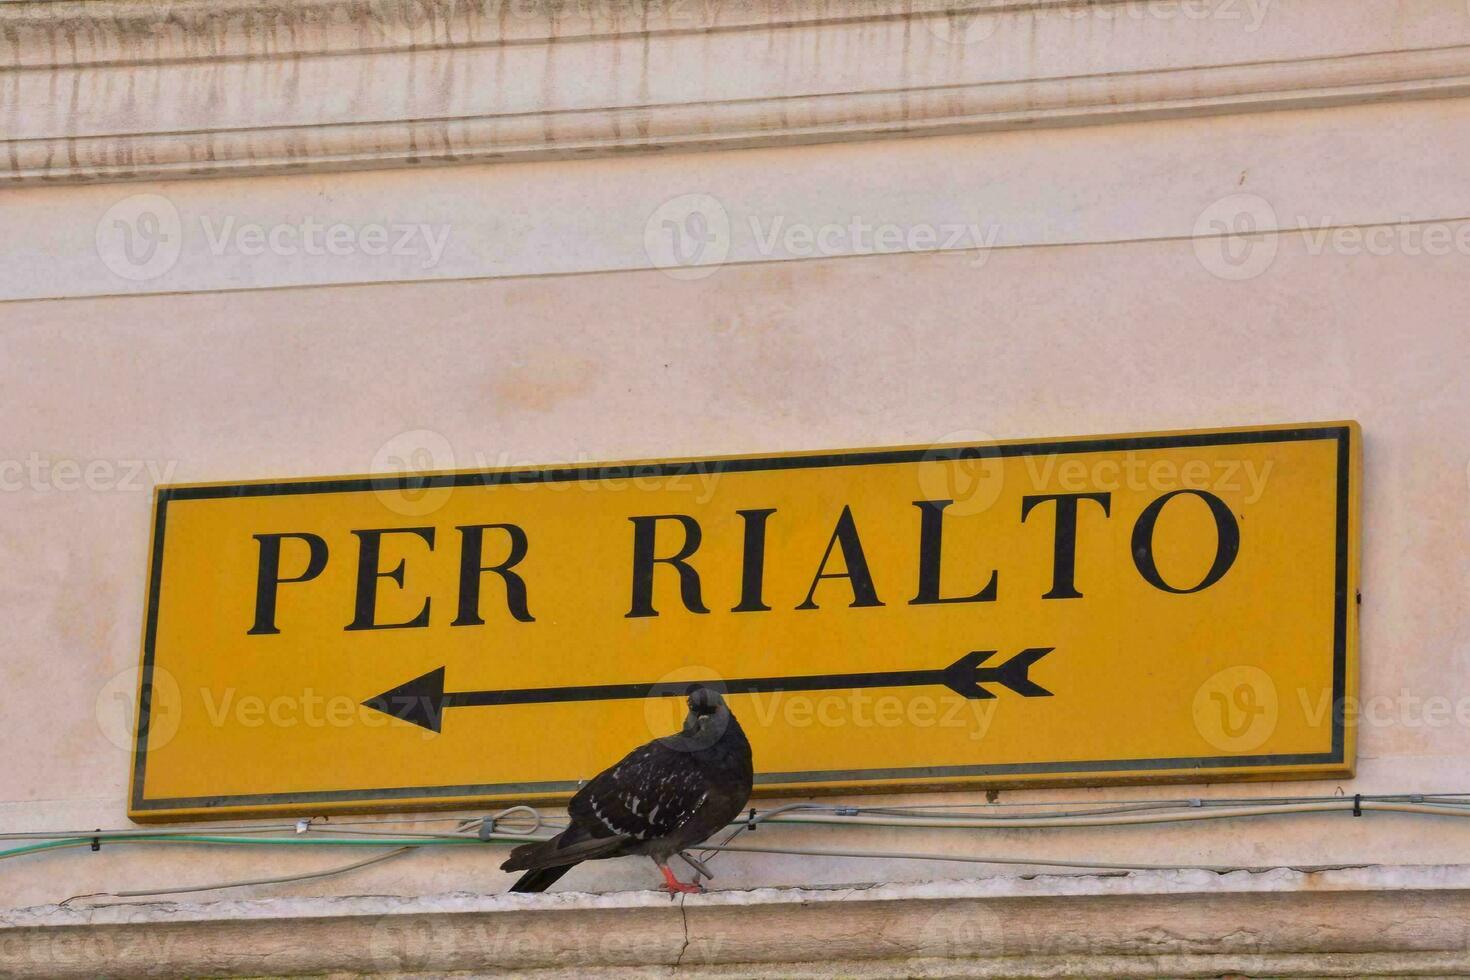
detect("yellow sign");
top-left (130, 422), bottom-right (1360, 820)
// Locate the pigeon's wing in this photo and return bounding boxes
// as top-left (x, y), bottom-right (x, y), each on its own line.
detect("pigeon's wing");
top-left (569, 740), bottom-right (714, 842)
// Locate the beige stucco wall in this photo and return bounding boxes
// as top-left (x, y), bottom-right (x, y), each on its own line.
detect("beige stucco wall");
top-left (4, 1), bottom-right (1470, 972)
top-left (3, 91), bottom-right (1470, 911)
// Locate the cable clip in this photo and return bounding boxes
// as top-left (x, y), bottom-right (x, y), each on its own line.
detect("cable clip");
top-left (90, 830), bottom-right (101, 853)
top-left (747, 808), bottom-right (758, 831)
top-left (478, 816), bottom-right (497, 841)
top-left (835, 806), bottom-right (859, 816)
top-left (1352, 794), bottom-right (1362, 817)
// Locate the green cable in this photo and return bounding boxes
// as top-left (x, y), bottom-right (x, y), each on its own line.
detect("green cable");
top-left (0, 834), bottom-right (515, 862)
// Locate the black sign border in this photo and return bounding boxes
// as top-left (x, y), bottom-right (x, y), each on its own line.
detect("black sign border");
top-left (130, 424), bottom-right (1355, 815)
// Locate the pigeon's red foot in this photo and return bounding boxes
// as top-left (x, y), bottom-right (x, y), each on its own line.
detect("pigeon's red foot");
top-left (658, 864), bottom-right (704, 894)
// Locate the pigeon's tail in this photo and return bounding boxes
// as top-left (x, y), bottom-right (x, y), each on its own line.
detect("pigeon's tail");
top-left (500, 829), bottom-right (631, 893)
top-left (509, 864), bottom-right (575, 893)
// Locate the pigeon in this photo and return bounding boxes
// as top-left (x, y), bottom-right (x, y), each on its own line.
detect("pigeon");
top-left (501, 687), bottom-right (753, 894)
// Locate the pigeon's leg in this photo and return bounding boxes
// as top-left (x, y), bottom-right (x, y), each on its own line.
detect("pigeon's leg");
top-left (677, 851), bottom-right (714, 881)
top-left (655, 860), bottom-right (704, 894)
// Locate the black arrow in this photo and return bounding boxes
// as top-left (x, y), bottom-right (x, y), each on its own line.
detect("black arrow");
top-left (362, 648), bottom-right (1053, 733)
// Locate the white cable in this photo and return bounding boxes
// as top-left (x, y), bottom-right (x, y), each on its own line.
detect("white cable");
top-left (701, 841), bottom-right (1369, 875)
top-left (760, 799), bottom-right (1470, 830)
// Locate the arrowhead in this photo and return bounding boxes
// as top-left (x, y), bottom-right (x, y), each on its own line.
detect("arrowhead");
top-left (362, 666), bottom-right (446, 732)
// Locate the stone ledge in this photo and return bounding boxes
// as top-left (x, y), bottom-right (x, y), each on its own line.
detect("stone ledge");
top-left (6, 866), bottom-right (1470, 977)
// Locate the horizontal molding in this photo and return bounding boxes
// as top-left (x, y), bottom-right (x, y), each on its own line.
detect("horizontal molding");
top-left (0, 0), bottom-right (1075, 69)
top-left (8, 46), bottom-right (1470, 186)
top-left (5, 0), bottom-right (1470, 184)
top-left (7, 867), bottom-right (1470, 976)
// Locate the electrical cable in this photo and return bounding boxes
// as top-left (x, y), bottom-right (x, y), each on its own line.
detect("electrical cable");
top-left (699, 841), bottom-right (1371, 875)
top-left (27, 831), bottom-right (1374, 896)
top-left (757, 799), bottom-right (1470, 830)
top-left (62, 847), bottom-right (416, 905)
top-left (13, 791), bottom-right (1470, 844)
top-left (56, 813), bottom-right (522, 904)
top-left (12, 798), bottom-right (1470, 851)
top-left (13, 790), bottom-right (1470, 901)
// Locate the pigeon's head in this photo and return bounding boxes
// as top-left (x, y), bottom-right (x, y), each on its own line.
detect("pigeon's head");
top-left (658, 685), bottom-right (735, 752)
top-left (686, 686), bottom-right (725, 717)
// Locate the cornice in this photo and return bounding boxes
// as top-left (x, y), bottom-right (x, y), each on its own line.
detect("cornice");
top-left (4, 0), bottom-right (1470, 184)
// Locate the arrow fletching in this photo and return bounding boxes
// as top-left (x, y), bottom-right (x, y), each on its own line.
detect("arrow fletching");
top-left (943, 648), bottom-right (1054, 699)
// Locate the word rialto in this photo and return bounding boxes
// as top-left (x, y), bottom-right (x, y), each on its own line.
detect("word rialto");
top-left (246, 488), bottom-right (1240, 635)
